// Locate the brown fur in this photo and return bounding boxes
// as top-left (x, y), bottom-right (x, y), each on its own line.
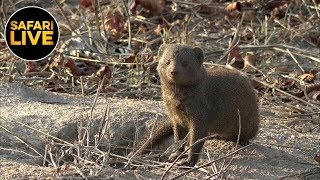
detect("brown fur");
top-left (135, 44), bottom-right (259, 167)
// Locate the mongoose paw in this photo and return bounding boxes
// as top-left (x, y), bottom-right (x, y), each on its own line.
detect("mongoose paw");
top-left (168, 152), bottom-right (186, 162)
top-left (239, 140), bottom-right (250, 146)
top-left (176, 159), bottom-right (195, 167)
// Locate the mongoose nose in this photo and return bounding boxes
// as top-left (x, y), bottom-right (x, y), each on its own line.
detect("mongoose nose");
top-left (171, 71), bottom-right (178, 76)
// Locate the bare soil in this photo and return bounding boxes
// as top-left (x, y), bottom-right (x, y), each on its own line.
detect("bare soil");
top-left (0, 82), bottom-right (319, 179)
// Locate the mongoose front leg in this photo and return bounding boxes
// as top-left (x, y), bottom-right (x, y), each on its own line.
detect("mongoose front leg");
top-left (168, 123), bottom-right (188, 161)
top-left (177, 124), bottom-right (206, 167)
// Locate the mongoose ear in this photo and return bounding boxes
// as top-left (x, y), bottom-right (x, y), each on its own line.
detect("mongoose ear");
top-left (157, 44), bottom-right (167, 58)
top-left (193, 47), bottom-right (204, 64)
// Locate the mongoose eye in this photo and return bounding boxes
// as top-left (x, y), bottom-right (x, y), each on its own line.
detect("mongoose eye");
top-left (165, 60), bottom-right (171, 65)
top-left (181, 61), bottom-right (188, 67)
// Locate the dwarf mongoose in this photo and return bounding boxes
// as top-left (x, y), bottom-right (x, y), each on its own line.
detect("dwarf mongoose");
top-left (135, 44), bottom-right (259, 167)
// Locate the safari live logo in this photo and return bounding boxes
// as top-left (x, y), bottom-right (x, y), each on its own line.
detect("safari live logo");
top-left (4, 6), bottom-right (59, 61)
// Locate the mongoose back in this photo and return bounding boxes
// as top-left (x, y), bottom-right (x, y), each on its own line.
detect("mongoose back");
top-left (135, 44), bottom-right (259, 167)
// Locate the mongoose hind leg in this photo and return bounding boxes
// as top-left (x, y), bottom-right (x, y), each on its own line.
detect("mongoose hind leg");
top-left (219, 135), bottom-right (251, 146)
top-left (133, 119), bottom-right (173, 155)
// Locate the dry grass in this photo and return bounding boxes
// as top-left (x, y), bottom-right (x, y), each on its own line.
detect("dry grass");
top-left (0, 0), bottom-right (319, 179)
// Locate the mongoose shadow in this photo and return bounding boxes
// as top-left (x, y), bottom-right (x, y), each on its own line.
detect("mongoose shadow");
top-left (133, 44), bottom-right (260, 167)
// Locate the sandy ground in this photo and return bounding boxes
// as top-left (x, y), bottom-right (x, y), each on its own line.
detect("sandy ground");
top-left (0, 82), bottom-right (319, 179)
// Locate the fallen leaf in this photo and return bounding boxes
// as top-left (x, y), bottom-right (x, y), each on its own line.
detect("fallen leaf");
top-left (281, 79), bottom-right (296, 91)
top-left (131, 0), bottom-right (165, 16)
top-left (315, 155), bottom-right (320, 164)
top-left (25, 61), bottom-right (38, 73)
top-left (242, 0), bottom-right (254, 8)
top-left (79, 0), bottom-right (92, 8)
top-left (65, 59), bottom-right (83, 76)
top-left (225, 2), bottom-right (241, 12)
top-left (137, 24), bottom-right (148, 34)
top-left (0, 41), bottom-right (6, 49)
top-left (154, 24), bottom-right (163, 35)
top-left (264, 1), bottom-right (289, 19)
top-left (264, 1), bottom-right (288, 12)
top-left (308, 91), bottom-right (320, 101)
top-left (228, 44), bottom-right (244, 69)
top-left (229, 58), bottom-right (244, 69)
top-left (124, 54), bottom-right (136, 63)
top-left (229, 44), bottom-right (242, 60)
top-left (300, 73), bottom-right (316, 83)
top-left (243, 53), bottom-right (256, 70)
top-left (306, 83), bottom-right (320, 93)
top-left (49, 54), bottom-right (64, 72)
top-left (309, 32), bottom-right (320, 46)
top-left (96, 65), bottom-right (112, 81)
top-left (291, 83), bottom-right (320, 98)
top-left (104, 12), bottom-right (125, 38)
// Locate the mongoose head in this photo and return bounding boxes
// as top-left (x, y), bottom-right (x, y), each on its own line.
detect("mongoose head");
top-left (157, 44), bottom-right (205, 86)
